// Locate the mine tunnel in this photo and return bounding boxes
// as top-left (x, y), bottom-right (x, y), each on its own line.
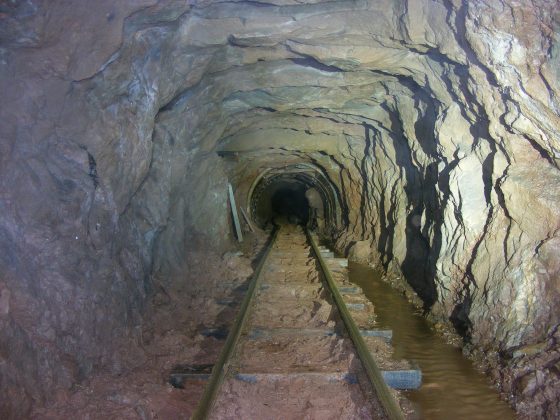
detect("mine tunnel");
top-left (246, 163), bottom-right (339, 229)
top-left (1, 0), bottom-right (559, 418)
top-left (266, 183), bottom-right (310, 225)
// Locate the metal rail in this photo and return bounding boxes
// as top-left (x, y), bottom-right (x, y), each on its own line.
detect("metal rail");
top-left (192, 227), bottom-right (404, 419)
top-left (191, 228), bottom-right (279, 420)
top-left (306, 230), bottom-right (405, 420)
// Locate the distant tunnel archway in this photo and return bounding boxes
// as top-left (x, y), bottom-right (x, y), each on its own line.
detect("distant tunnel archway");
top-left (247, 163), bottom-right (342, 229)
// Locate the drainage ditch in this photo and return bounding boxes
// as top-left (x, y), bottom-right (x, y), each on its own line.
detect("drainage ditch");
top-left (349, 262), bottom-right (515, 419)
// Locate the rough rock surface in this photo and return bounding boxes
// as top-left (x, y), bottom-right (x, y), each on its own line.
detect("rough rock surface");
top-left (0, 0), bottom-right (559, 418)
top-left (30, 244), bottom-right (260, 419)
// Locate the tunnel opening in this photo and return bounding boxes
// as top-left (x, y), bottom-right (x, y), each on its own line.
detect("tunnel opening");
top-left (270, 183), bottom-right (310, 225)
top-left (246, 163), bottom-right (342, 231)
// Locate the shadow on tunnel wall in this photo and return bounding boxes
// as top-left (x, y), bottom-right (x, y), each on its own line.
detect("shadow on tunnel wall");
top-left (368, 89), bottom-right (445, 312)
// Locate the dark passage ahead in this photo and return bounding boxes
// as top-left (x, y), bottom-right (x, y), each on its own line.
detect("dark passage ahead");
top-left (270, 185), bottom-right (309, 225)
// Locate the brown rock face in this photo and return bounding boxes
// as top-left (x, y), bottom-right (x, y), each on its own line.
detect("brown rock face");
top-left (0, 0), bottom-right (559, 418)
top-left (348, 241), bottom-right (375, 265)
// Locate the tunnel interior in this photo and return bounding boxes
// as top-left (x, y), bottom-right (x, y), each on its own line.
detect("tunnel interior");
top-left (246, 164), bottom-right (341, 230)
top-left (267, 182), bottom-right (309, 225)
top-left (1, 0), bottom-right (559, 418)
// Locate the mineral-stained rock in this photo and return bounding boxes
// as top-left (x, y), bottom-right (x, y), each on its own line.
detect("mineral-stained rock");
top-left (348, 240), bottom-right (374, 265)
top-left (0, 0), bottom-right (558, 417)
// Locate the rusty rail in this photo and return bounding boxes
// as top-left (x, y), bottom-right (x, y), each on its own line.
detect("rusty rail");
top-left (191, 228), bottom-right (279, 420)
top-left (306, 230), bottom-right (405, 420)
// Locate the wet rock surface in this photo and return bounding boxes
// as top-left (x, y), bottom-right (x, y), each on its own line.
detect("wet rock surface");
top-left (0, 0), bottom-right (559, 417)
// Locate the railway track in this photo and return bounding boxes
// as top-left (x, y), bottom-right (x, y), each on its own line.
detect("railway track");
top-left (190, 224), bottom-right (407, 419)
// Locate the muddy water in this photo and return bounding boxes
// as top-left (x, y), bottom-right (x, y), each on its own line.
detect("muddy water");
top-left (349, 262), bottom-right (516, 420)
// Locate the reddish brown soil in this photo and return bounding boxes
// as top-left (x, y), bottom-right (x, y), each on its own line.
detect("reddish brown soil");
top-left (32, 226), bottom-right (414, 419)
top-left (210, 225), bottom-right (410, 418)
top-left (31, 233), bottom-right (267, 419)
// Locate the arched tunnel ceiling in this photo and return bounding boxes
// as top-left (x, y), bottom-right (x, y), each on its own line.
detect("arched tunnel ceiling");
top-left (149, 0), bottom-right (559, 247)
top-left (153, 0), bottom-right (510, 164)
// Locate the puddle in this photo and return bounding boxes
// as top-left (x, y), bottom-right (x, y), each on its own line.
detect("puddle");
top-left (349, 262), bottom-right (515, 420)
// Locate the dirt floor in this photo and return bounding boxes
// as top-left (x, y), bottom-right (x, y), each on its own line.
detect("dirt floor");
top-left (32, 226), bottom-right (414, 419)
top-left (31, 231), bottom-right (268, 419)
top-left (209, 225), bottom-right (412, 419)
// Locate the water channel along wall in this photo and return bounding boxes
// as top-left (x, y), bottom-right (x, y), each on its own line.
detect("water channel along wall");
top-left (1, 0), bottom-right (559, 418)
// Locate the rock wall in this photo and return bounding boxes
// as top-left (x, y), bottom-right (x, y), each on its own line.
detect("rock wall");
top-left (0, 1), bottom-right (235, 416)
top-left (0, 0), bottom-right (558, 417)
